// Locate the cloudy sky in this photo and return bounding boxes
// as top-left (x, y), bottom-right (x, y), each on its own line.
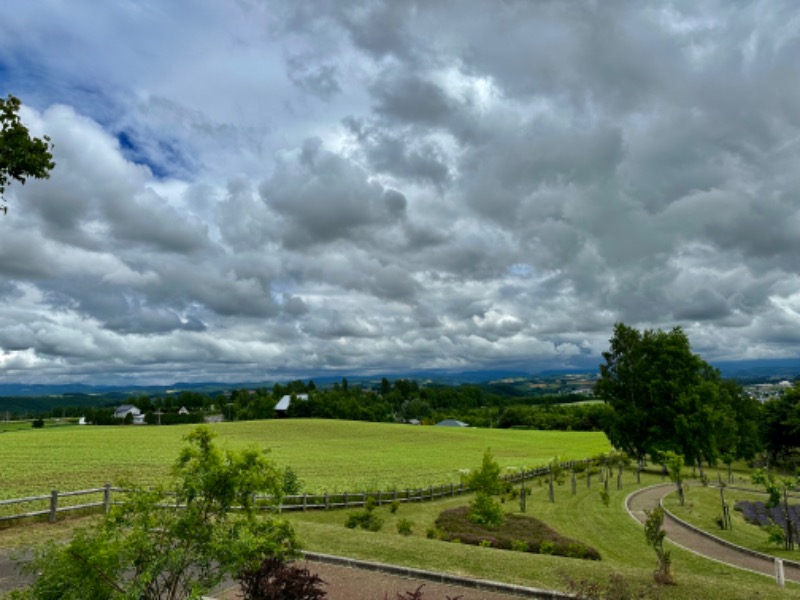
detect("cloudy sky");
top-left (1, 1), bottom-right (799, 385)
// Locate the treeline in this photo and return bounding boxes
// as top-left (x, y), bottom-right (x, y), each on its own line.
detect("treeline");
top-left (223, 378), bottom-right (608, 432)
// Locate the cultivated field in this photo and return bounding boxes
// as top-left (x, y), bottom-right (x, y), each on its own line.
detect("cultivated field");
top-left (0, 419), bottom-right (610, 499)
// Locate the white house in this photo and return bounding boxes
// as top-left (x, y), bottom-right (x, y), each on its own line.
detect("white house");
top-left (114, 404), bottom-right (145, 424)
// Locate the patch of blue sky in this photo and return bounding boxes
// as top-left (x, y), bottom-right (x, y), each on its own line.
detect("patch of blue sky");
top-left (115, 130), bottom-right (198, 180)
top-left (508, 263), bottom-right (534, 278)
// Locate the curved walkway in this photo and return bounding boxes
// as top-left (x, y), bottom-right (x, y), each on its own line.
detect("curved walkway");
top-left (626, 483), bottom-right (800, 583)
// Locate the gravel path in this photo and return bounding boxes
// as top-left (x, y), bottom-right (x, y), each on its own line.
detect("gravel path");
top-left (626, 483), bottom-right (800, 583)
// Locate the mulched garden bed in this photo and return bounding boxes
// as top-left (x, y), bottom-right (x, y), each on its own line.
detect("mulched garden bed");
top-left (434, 507), bottom-right (600, 560)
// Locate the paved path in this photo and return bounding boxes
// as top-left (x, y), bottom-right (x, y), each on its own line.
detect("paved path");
top-left (626, 483), bottom-right (800, 583)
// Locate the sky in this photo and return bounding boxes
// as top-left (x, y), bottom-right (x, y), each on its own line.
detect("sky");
top-left (1, 1), bottom-right (799, 385)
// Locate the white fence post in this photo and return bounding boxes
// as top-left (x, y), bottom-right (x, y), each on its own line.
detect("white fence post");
top-left (775, 558), bottom-right (785, 588)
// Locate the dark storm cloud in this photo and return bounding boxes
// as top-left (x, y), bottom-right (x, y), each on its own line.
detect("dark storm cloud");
top-left (343, 117), bottom-right (450, 188)
top-left (260, 138), bottom-right (407, 247)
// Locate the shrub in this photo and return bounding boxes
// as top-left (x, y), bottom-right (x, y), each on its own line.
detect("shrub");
top-left (31, 418), bottom-right (44, 429)
top-left (468, 492), bottom-right (504, 527)
top-left (397, 518), bottom-right (414, 536)
top-left (539, 540), bottom-right (556, 555)
top-left (390, 500), bottom-right (400, 513)
top-left (282, 466), bottom-right (304, 495)
top-left (599, 487), bottom-right (610, 507)
top-left (345, 511), bottom-right (384, 532)
top-left (238, 557), bottom-right (326, 600)
top-left (511, 540), bottom-right (529, 552)
top-left (765, 523), bottom-right (786, 547)
top-left (479, 539), bottom-right (492, 548)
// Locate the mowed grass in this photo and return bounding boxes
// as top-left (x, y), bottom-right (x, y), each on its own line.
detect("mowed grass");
top-left (0, 419), bottom-right (610, 499)
top-left (288, 470), bottom-right (798, 599)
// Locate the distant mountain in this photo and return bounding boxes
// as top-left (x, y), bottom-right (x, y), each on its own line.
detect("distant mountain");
top-left (0, 359), bottom-right (796, 400)
top-left (711, 358), bottom-right (800, 382)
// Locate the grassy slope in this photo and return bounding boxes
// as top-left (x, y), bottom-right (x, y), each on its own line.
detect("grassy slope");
top-left (1, 422), bottom-right (794, 598)
top-left (290, 472), bottom-right (797, 599)
top-left (0, 419), bottom-right (609, 498)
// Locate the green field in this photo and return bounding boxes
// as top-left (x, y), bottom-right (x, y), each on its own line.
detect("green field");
top-left (0, 420), bottom-right (610, 499)
top-left (1, 421), bottom-right (797, 599)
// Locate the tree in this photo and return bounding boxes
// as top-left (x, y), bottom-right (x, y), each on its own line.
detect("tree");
top-left (644, 507), bottom-right (673, 585)
top-left (595, 323), bottom-right (739, 467)
top-left (662, 451), bottom-right (685, 506)
top-left (15, 426), bottom-right (299, 599)
top-left (0, 95), bottom-right (55, 205)
top-left (466, 449), bottom-right (505, 526)
top-left (762, 383), bottom-right (800, 461)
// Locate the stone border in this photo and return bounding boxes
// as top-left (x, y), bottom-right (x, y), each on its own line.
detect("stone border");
top-left (301, 551), bottom-right (572, 599)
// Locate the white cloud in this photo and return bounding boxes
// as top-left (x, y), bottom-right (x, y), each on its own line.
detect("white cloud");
top-left (1, 0), bottom-right (800, 383)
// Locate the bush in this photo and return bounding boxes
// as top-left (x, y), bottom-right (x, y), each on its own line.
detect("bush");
top-left (397, 518), bottom-right (414, 536)
top-left (765, 523), bottom-right (786, 547)
top-left (468, 492), bottom-right (504, 527)
top-left (238, 557), bottom-right (326, 600)
top-left (425, 527), bottom-right (441, 539)
top-left (345, 511), bottom-right (384, 531)
top-left (390, 499), bottom-right (400, 513)
top-left (282, 466), bottom-right (304, 495)
top-left (31, 418), bottom-right (44, 429)
top-left (539, 540), bottom-right (555, 555)
top-left (511, 540), bottom-right (529, 552)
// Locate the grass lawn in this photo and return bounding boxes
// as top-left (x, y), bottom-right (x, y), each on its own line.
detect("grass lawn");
top-left (0, 419), bottom-right (610, 499)
top-left (287, 469), bottom-right (797, 599)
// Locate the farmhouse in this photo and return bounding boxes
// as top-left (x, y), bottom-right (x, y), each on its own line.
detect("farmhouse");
top-left (275, 393), bottom-right (309, 416)
top-left (113, 404), bottom-right (145, 424)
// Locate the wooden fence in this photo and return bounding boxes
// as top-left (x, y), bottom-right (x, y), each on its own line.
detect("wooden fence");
top-left (0, 459), bottom-right (602, 525)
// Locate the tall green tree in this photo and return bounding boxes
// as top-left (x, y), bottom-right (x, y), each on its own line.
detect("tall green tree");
top-left (595, 323), bottom-right (739, 466)
top-left (762, 383), bottom-right (800, 460)
top-left (0, 95), bottom-right (55, 204)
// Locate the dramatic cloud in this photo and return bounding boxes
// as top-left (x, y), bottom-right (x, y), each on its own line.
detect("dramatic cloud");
top-left (1, 0), bottom-right (799, 384)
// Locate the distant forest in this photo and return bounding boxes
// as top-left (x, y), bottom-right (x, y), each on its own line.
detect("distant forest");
top-left (0, 377), bottom-right (608, 432)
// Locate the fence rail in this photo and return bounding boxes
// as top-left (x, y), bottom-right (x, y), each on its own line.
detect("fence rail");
top-left (0, 459), bottom-right (605, 525)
